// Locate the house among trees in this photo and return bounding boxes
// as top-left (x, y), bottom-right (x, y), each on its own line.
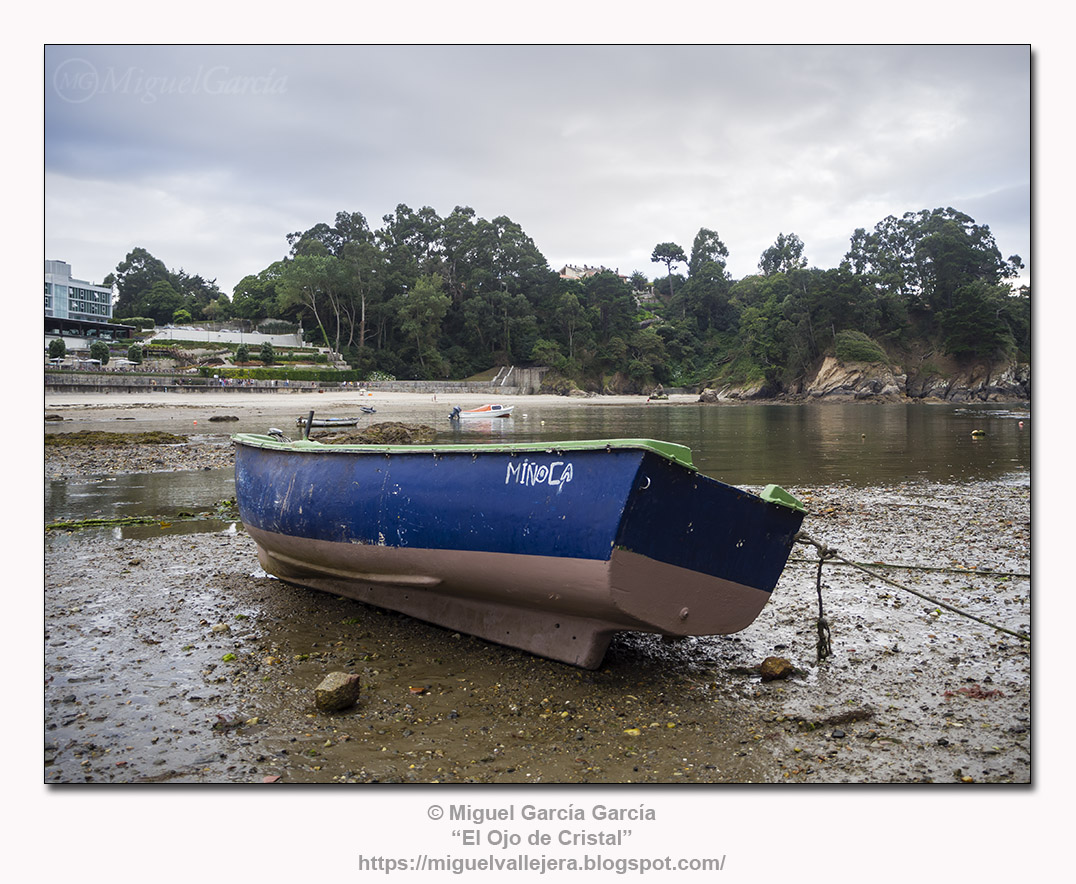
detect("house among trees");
top-left (558, 264), bottom-right (626, 281)
top-left (559, 263), bottom-right (655, 305)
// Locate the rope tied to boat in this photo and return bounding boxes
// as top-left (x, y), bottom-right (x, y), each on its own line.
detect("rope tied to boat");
top-left (794, 531), bottom-right (1030, 646)
top-left (804, 534), bottom-right (836, 663)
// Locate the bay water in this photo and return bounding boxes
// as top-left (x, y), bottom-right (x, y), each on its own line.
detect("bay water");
top-left (45, 401), bottom-right (1031, 531)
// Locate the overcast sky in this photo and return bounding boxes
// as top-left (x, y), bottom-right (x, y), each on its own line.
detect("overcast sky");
top-left (44, 45), bottom-right (1031, 295)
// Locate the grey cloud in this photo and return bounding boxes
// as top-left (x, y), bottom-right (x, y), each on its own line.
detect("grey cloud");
top-left (45, 44), bottom-right (1030, 292)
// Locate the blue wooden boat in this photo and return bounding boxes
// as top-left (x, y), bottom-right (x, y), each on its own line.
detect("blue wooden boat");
top-left (232, 434), bottom-right (807, 668)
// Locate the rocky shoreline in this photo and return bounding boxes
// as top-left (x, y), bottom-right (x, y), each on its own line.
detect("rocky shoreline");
top-left (700, 356), bottom-right (1030, 403)
top-left (44, 432), bottom-right (237, 481)
top-left (44, 421), bottom-right (1031, 784)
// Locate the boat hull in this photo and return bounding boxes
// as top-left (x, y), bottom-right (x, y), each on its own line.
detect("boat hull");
top-left (296, 417), bottom-right (359, 428)
top-left (452, 404), bottom-right (513, 419)
top-left (233, 435), bottom-right (805, 667)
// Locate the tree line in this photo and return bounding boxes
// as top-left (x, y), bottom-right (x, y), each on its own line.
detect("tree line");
top-left (105, 204), bottom-right (1028, 393)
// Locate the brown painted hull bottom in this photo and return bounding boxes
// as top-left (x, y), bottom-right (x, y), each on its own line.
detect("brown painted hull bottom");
top-left (248, 527), bottom-right (776, 669)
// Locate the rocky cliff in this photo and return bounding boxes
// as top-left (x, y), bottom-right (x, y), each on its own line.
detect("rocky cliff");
top-left (699, 356), bottom-right (1030, 403)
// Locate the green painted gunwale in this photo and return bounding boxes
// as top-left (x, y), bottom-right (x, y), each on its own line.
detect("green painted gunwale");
top-left (232, 433), bottom-right (697, 470)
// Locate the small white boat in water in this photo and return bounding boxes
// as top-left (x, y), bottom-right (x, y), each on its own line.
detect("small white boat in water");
top-left (450, 404), bottom-right (514, 420)
top-left (296, 416), bottom-right (359, 428)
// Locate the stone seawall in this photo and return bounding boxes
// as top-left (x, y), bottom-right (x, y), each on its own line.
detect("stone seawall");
top-left (45, 372), bottom-right (528, 397)
top-left (365, 380), bottom-right (524, 396)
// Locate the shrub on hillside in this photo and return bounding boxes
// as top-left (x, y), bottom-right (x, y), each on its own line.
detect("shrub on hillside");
top-left (835, 330), bottom-right (888, 364)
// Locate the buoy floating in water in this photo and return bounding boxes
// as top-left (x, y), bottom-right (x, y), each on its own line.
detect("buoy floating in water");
top-left (971, 429), bottom-right (986, 437)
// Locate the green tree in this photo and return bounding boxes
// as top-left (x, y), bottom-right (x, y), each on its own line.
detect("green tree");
top-left (127, 344), bottom-right (143, 364)
top-left (680, 228), bottom-right (733, 331)
top-left (998, 285), bottom-right (1031, 358)
top-left (759, 232), bottom-right (808, 276)
top-left (392, 274), bottom-right (451, 374)
top-left (938, 281), bottom-right (1017, 360)
top-left (651, 242), bottom-right (687, 301)
top-left (174, 270), bottom-right (226, 320)
top-left (173, 308), bottom-right (192, 324)
top-left (89, 340), bottom-right (110, 366)
top-left (131, 279), bottom-right (184, 324)
top-left (555, 289), bottom-right (590, 363)
top-left (232, 265), bottom-right (286, 322)
top-left (688, 228), bottom-right (730, 278)
top-left (235, 343), bottom-right (249, 363)
top-left (48, 338), bottom-right (66, 360)
top-left (626, 326), bottom-right (670, 387)
top-left (584, 271), bottom-right (635, 347)
top-left (655, 320), bottom-right (702, 383)
top-left (259, 341), bottom-right (275, 365)
top-left (106, 248), bottom-right (172, 319)
top-left (288, 210), bottom-right (378, 260)
top-left (276, 254), bottom-right (350, 354)
top-left (203, 298), bottom-right (229, 321)
top-left (843, 208), bottom-right (1021, 307)
top-left (340, 238), bottom-right (387, 352)
top-left (376, 204), bottom-right (443, 279)
top-left (287, 210), bottom-right (385, 355)
top-left (530, 338), bottom-right (569, 373)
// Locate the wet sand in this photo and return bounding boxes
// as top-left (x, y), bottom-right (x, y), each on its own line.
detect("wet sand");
top-left (44, 387), bottom-right (698, 423)
top-left (44, 392), bottom-right (1031, 784)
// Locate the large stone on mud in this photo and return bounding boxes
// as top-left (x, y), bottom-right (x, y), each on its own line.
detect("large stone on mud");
top-left (314, 671), bottom-right (362, 712)
top-left (760, 656), bottom-right (795, 682)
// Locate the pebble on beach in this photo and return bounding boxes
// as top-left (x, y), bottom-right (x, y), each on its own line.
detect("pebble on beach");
top-left (314, 672), bottom-right (363, 713)
top-left (760, 656), bottom-right (795, 681)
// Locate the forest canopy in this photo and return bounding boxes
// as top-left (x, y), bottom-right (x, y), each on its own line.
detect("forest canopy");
top-left (108, 204), bottom-right (1029, 393)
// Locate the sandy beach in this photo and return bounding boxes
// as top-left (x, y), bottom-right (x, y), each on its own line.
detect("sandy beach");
top-left (44, 390), bottom-right (1031, 784)
top-left (45, 387), bottom-right (696, 413)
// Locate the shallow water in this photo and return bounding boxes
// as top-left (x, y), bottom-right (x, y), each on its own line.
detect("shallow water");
top-left (45, 467), bottom-right (237, 539)
top-left (442, 401), bottom-right (1030, 486)
top-left (44, 402), bottom-right (1030, 530)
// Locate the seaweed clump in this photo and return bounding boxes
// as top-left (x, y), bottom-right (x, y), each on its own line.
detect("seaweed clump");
top-left (320, 422), bottom-right (438, 445)
top-left (45, 430), bottom-right (188, 446)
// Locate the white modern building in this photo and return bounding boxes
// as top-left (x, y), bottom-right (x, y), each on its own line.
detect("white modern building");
top-left (45, 260), bottom-right (113, 321)
top-left (45, 260), bottom-right (135, 349)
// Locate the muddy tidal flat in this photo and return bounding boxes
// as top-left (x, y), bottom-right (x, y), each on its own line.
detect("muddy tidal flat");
top-left (44, 396), bottom-right (1031, 784)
